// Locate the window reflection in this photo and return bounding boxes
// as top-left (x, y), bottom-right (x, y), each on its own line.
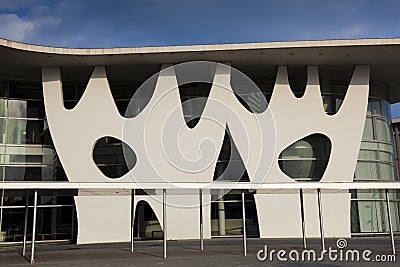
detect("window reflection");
top-left (8, 100), bottom-right (44, 118)
top-left (4, 166), bottom-right (67, 181)
top-left (6, 119), bottom-right (44, 144)
top-left (0, 99), bottom-right (6, 117)
top-left (278, 134), bottom-right (331, 181)
top-left (0, 118), bottom-right (6, 143)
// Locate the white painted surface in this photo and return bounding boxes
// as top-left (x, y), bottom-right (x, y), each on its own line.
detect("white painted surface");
top-left (41, 63), bottom-right (370, 243)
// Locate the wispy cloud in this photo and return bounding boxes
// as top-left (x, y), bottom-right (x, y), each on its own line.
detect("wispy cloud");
top-left (0, 0), bottom-right (399, 47)
top-left (0, 13), bottom-right (34, 41)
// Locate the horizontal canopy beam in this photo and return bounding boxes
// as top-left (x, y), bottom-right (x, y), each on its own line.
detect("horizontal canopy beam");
top-left (1, 182), bottom-right (400, 190)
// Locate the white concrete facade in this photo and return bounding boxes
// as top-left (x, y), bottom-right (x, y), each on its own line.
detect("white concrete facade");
top-left (41, 61), bottom-right (369, 243)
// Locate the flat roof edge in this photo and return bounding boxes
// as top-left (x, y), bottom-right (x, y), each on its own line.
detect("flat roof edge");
top-left (2, 38), bottom-right (400, 56)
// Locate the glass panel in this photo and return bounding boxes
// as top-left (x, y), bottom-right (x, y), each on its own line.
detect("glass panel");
top-left (0, 80), bottom-right (7, 97)
top-left (4, 166), bottom-right (67, 181)
top-left (335, 97), bottom-right (343, 112)
top-left (61, 83), bottom-right (77, 100)
top-left (278, 159), bottom-right (328, 180)
top-left (322, 95), bottom-right (333, 114)
top-left (0, 99), bottom-right (7, 117)
top-left (6, 155), bottom-right (43, 165)
top-left (0, 118), bottom-right (6, 143)
top-left (6, 119), bottom-right (44, 144)
top-left (366, 102), bottom-right (372, 116)
top-left (379, 163), bottom-right (395, 181)
top-left (375, 118), bottom-right (391, 142)
top-left (390, 202), bottom-right (400, 231)
top-left (372, 100), bottom-right (382, 116)
top-left (362, 117), bottom-right (374, 140)
top-left (0, 206), bottom-right (75, 242)
top-left (92, 136), bottom-right (136, 178)
top-left (360, 141), bottom-right (378, 150)
top-left (280, 140), bottom-right (313, 159)
top-left (381, 101), bottom-right (391, 118)
top-left (358, 150), bottom-right (377, 160)
top-left (354, 162), bottom-right (379, 180)
top-left (0, 208), bottom-right (26, 242)
top-left (110, 82), bottom-right (138, 99)
top-left (4, 166), bottom-right (43, 181)
top-left (5, 145), bottom-right (46, 155)
top-left (9, 80), bottom-right (43, 99)
top-left (353, 200), bottom-right (389, 233)
top-left (8, 100), bottom-right (44, 118)
top-left (354, 189), bottom-right (386, 199)
top-left (379, 151), bottom-right (393, 162)
top-left (211, 194), bottom-right (259, 237)
top-left (278, 134), bottom-right (331, 181)
top-left (379, 143), bottom-right (394, 153)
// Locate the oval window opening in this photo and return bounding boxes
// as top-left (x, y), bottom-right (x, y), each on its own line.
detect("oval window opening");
top-left (93, 137), bottom-right (136, 179)
top-left (278, 134), bottom-right (331, 181)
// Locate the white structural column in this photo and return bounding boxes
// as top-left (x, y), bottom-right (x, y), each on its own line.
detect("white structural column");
top-left (385, 189), bottom-right (396, 255)
top-left (317, 189), bottom-right (325, 252)
top-left (241, 191), bottom-right (247, 256)
top-left (218, 196), bottom-right (226, 236)
top-left (199, 189), bottom-right (204, 251)
top-left (30, 190), bottom-right (38, 264)
top-left (163, 189), bottom-right (167, 259)
top-left (131, 189), bottom-right (135, 253)
top-left (22, 191), bottom-right (29, 256)
top-left (299, 189), bottom-right (307, 249)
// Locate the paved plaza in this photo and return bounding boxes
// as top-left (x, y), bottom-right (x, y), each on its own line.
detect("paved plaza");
top-left (0, 238), bottom-right (398, 266)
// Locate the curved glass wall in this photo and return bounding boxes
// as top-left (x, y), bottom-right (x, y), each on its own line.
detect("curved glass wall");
top-left (352, 96), bottom-right (400, 234)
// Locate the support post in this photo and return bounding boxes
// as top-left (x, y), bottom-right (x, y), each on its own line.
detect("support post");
top-left (131, 189), bottom-right (135, 253)
top-left (241, 190), bottom-right (247, 256)
top-left (163, 189), bottom-right (167, 259)
top-left (385, 189), bottom-right (396, 255)
top-left (71, 206), bottom-right (75, 241)
top-left (22, 191), bottom-right (29, 256)
top-left (317, 189), bottom-right (325, 252)
top-left (218, 193), bottom-right (226, 236)
top-left (30, 190), bottom-right (38, 264)
top-left (199, 189), bottom-right (204, 251)
top-left (300, 189), bottom-right (307, 249)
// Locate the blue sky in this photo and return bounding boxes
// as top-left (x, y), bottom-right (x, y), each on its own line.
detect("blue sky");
top-left (1, 0), bottom-right (400, 115)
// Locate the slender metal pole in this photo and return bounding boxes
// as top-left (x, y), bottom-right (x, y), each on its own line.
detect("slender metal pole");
top-left (300, 189), bottom-right (307, 249)
top-left (22, 191), bottom-right (29, 256)
top-left (131, 189), bottom-right (135, 253)
top-left (385, 189), bottom-right (396, 255)
top-left (317, 189), bottom-right (325, 252)
top-left (199, 189), bottom-right (204, 251)
top-left (241, 190), bottom-right (247, 256)
top-left (30, 190), bottom-right (38, 264)
top-left (163, 189), bottom-right (167, 259)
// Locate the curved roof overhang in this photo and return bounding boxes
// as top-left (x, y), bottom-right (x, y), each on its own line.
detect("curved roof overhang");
top-left (1, 37), bottom-right (400, 102)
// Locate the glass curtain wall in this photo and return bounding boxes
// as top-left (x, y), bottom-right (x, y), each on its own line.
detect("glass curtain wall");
top-left (352, 97), bottom-right (400, 234)
top-left (1, 71), bottom-right (399, 243)
top-left (0, 79), bottom-right (76, 243)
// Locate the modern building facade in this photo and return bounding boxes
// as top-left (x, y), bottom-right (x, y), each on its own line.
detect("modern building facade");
top-left (0, 38), bottom-right (399, 245)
